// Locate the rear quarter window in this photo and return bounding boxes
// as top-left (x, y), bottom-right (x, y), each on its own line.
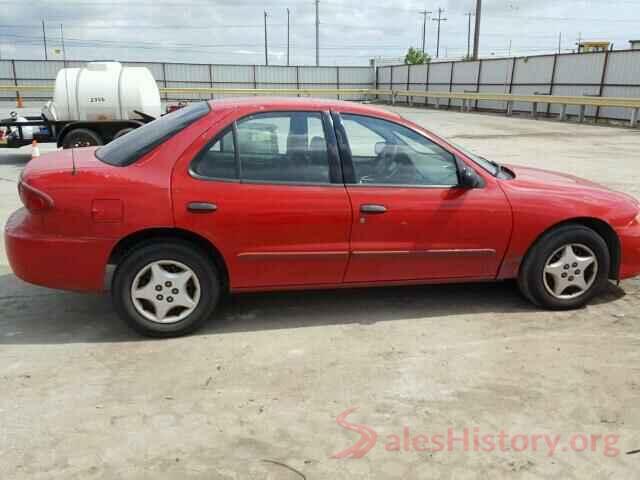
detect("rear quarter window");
top-left (95, 101), bottom-right (210, 166)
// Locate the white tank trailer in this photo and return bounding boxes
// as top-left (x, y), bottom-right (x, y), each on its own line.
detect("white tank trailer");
top-left (0, 61), bottom-right (163, 149)
top-left (43, 61), bottom-right (161, 122)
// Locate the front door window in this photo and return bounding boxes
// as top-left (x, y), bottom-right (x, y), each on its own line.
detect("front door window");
top-left (341, 114), bottom-right (459, 187)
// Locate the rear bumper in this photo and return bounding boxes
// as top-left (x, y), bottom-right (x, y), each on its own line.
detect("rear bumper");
top-left (617, 219), bottom-right (640, 280)
top-left (5, 208), bottom-right (112, 292)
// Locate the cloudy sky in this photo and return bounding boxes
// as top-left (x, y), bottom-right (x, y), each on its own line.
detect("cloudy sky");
top-left (0, 0), bottom-right (638, 65)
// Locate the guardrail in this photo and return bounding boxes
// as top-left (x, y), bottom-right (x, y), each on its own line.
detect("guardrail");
top-left (0, 85), bottom-right (370, 96)
top-left (162, 87), bottom-right (371, 96)
top-left (389, 90), bottom-right (640, 126)
top-left (1, 84), bottom-right (638, 127)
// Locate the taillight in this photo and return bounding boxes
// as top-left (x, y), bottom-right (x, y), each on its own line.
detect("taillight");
top-left (18, 181), bottom-right (54, 212)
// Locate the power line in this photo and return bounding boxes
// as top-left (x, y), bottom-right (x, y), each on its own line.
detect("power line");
top-left (0, 23), bottom-right (292, 30)
top-left (16, 0), bottom-right (639, 6)
top-left (0, 32), bottom-right (438, 50)
top-left (1, 0), bottom-right (639, 23)
top-left (2, 31), bottom-right (608, 56)
top-left (0, 0), bottom-right (299, 5)
top-left (0, 24), bottom-right (570, 40)
top-left (5, 30), bottom-right (630, 54)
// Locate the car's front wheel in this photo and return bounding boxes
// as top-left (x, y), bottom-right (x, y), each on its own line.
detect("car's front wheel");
top-left (518, 224), bottom-right (610, 309)
top-left (112, 241), bottom-right (220, 337)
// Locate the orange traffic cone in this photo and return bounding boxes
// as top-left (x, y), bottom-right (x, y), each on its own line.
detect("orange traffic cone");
top-left (31, 140), bottom-right (40, 159)
top-left (16, 93), bottom-right (23, 109)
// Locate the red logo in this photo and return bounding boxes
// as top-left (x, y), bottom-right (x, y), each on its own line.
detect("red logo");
top-left (331, 407), bottom-right (378, 459)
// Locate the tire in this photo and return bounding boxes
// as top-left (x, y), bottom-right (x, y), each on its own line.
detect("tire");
top-left (112, 241), bottom-right (220, 337)
top-left (113, 127), bottom-right (134, 140)
top-left (518, 224), bottom-right (610, 310)
top-left (62, 128), bottom-right (103, 149)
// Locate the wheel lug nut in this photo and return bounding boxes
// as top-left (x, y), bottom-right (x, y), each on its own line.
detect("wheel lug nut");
top-left (155, 285), bottom-right (162, 291)
top-left (564, 264), bottom-right (570, 270)
top-left (156, 294), bottom-right (164, 300)
top-left (167, 296), bottom-right (174, 303)
top-left (575, 269), bottom-right (581, 275)
top-left (171, 288), bottom-right (179, 294)
top-left (572, 262), bottom-right (578, 268)
top-left (165, 281), bottom-right (172, 287)
top-left (561, 273), bottom-right (568, 278)
top-left (568, 276), bottom-right (574, 282)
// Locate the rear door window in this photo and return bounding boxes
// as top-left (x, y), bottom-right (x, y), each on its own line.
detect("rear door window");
top-left (237, 112), bottom-right (330, 184)
top-left (191, 111), bottom-right (332, 184)
top-left (190, 128), bottom-right (237, 180)
top-left (96, 101), bottom-right (210, 166)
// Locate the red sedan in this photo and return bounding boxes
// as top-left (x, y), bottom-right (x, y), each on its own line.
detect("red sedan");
top-left (5, 98), bottom-right (640, 336)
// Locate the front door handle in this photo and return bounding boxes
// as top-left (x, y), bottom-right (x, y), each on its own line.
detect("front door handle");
top-left (187, 202), bottom-right (217, 213)
top-left (360, 204), bottom-right (387, 214)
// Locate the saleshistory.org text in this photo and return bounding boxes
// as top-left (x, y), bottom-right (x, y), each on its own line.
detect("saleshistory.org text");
top-left (332, 408), bottom-right (621, 459)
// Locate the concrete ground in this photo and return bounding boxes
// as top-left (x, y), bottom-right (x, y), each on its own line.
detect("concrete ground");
top-left (0, 104), bottom-right (639, 479)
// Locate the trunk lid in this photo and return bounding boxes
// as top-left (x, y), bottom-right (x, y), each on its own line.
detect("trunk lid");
top-left (22, 147), bottom-right (111, 180)
top-left (22, 148), bottom-right (74, 179)
top-left (70, 146), bottom-right (112, 171)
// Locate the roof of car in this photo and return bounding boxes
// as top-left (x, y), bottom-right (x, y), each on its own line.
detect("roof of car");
top-left (206, 96), bottom-right (402, 120)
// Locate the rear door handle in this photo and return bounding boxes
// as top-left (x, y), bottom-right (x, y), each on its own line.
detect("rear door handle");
top-left (187, 202), bottom-right (217, 213)
top-left (360, 204), bottom-right (387, 214)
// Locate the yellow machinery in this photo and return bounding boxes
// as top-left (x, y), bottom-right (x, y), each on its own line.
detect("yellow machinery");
top-left (578, 41), bottom-right (610, 53)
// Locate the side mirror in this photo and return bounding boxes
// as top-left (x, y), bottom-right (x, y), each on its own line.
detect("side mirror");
top-left (459, 165), bottom-right (482, 189)
top-left (374, 141), bottom-right (387, 155)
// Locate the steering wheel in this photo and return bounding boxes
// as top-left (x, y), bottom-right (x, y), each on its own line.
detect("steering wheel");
top-left (373, 144), bottom-right (397, 178)
top-left (371, 145), bottom-right (428, 184)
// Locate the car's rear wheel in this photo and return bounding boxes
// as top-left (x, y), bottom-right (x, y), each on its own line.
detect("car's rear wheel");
top-left (518, 224), bottom-right (610, 309)
top-left (112, 241), bottom-right (220, 337)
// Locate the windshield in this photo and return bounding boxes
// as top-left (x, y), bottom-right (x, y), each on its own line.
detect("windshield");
top-left (95, 101), bottom-right (210, 166)
top-left (451, 143), bottom-right (500, 176)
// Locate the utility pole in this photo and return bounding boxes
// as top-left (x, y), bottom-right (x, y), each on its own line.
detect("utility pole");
top-left (432, 8), bottom-right (447, 58)
top-left (263, 10), bottom-right (269, 65)
top-left (419, 9), bottom-right (432, 56)
top-left (315, 0), bottom-right (319, 66)
top-left (286, 8), bottom-right (290, 66)
top-left (42, 20), bottom-right (48, 60)
top-left (60, 23), bottom-right (66, 62)
top-left (472, 0), bottom-right (481, 60)
top-left (576, 32), bottom-right (582, 52)
top-left (465, 12), bottom-right (473, 59)
top-left (557, 32), bottom-right (562, 54)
